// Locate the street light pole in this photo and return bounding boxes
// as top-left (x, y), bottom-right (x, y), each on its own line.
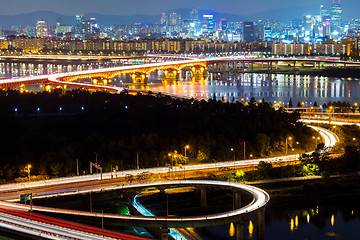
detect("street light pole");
top-left (231, 148), bottom-right (235, 161)
top-left (27, 164), bottom-right (31, 182)
top-left (286, 137), bottom-right (292, 155)
top-left (243, 141), bottom-right (246, 160)
top-left (184, 145), bottom-right (189, 179)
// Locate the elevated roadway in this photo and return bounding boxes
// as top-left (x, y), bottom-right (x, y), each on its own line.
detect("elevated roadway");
top-left (0, 125), bottom-right (337, 199)
top-left (0, 180), bottom-right (269, 228)
top-left (0, 207), bottom-right (149, 240)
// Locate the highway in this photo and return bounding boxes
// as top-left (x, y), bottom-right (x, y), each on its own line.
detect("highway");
top-left (0, 125), bottom-right (338, 237)
top-left (0, 207), bottom-right (150, 240)
top-left (0, 124), bottom-right (338, 200)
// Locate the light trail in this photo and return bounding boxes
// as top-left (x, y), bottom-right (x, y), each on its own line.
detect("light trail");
top-left (0, 180), bottom-right (270, 228)
top-left (0, 125), bottom-right (337, 197)
top-left (0, 207), bottom-right (149, 240)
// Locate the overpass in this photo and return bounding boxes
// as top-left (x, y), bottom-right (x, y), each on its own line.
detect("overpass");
top-left (0, 180), bottom-right (269, 228)
top-left (0, 125), bottom-right (337, 239)
top-left (0, 207), bottom-right (150, 240)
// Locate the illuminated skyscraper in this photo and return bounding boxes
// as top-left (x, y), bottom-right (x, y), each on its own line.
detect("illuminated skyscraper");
top-left (190, 8), bottom-right (199, 22)
top-left (243, 22), bottom-right (255, 42)
top-left (36, 19), bottom-right (48, 38)
top-left (203, 15), bottom-right (215, 33)
top-left (320, 5), bottom-right (329, 18)
top-left (169, 13), bottom-right (181, 26)
top-left (161, 13), bottom-right (168, 25)
top-left (75, 14), bottom-right (85, 34)
top-left (331, 1), bottom-right (343, 29)
top-left (220, 18), bottom-right (228, 31)
top-left (322, 16), bottom-right (331, 38)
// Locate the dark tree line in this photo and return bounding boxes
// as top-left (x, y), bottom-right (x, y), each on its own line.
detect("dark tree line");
top-left (0, 89), bottom-right (315, 182)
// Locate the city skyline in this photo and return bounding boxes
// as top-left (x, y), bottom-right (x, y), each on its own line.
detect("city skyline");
top-left (1, 0), bottom-right (360, 20)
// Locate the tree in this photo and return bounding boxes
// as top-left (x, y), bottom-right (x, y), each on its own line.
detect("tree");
top-left (256, 161), bottom-right (273, 179)
top-left (228, 170), bottom-right (245, 182)
top-left (255, 133), bottom-right (271, 156)
top-left (196, 150), bottom-right (207, 162)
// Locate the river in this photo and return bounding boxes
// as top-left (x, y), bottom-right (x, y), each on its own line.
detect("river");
top-left (116, 72), bottom-right (360, 106)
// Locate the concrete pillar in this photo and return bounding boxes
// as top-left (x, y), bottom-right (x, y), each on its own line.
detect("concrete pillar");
top-left (293, 61), bottom-right (296, 71)
top-left (257, 208), bottom-right (265, 240)
top-left (270, 62), bottom-right (273, 72)
top-left (160, 228), bottom-right (169, 240)
top-left (234, 192), bottom-right (241, 209)
top-left (235, 223), bottom-right (244, 240)
top-left (201, 188), bottom-right (207, 208)
top-left (251, 62), bottom-right (254, 71)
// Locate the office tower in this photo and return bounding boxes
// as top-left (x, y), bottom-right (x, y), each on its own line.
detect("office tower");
top-left (264, 27), bottom-right (272, 41)
top-left (190, 8), bottom-right (199, 22)
top-left (323, 16), bottom-right (331, 38)
top-left (220, 18), bottom-right (228, 31)
top-left (161, 13), bottom-right (169, 25)
top-left (243, 22), bottom-right (255, 42)
top-left (76, 14), bottom-right (85, 34)
top-left (169, 13), bottom-right (181, 26)
top-left (331, 1), bottom-right (343, 29)
top-left (203, 15), bottom-right (215, 33)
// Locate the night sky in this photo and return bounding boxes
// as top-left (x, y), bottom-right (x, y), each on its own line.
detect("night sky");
top-left (1, 0), bottom-right (359, 19)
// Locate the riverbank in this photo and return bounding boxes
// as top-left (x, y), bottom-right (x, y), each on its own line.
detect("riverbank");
top-left (253, 174), bottom-right (360, 206)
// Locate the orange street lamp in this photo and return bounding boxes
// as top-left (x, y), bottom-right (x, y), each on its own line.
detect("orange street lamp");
top-left (286, 136), bottom-right (292, 155)
top-left (184, 145), bottom-right (190, 159)
top-left (27, 164), bottom-right (31, 182)
top-left (231, 148), bottom-right (235, 161)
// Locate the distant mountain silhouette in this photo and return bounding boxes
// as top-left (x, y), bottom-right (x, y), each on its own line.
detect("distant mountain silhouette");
top-left (244, 5), bottom-right (319, 22)
top-left (0, 6), bottom-right (319, 28)
top-left (0, 9), bottom-right (246, 28)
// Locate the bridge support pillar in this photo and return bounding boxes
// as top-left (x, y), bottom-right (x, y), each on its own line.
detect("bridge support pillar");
top-left (234, 191), bottom-right (241, 209)
top-left (251, 62), bottom-right (254, 71)
top-left (235, 223), bottom-right (244, 240)
top-left (201, 188), bottom-right (207, 208)
top-left (131, 73), bottom-right (148, 84)
top-left (164, 69), bottom-right (179, 80)
top-left (293, 61), bottom-right (296, 71)
top-left (160, 228), bottom-right (169, 240)
top-left (191, 66), bottom-right (207, 76)
top-left (158, 186), bottom-right (166, 193)
top-left (257, 208), bottom-right (265, 240)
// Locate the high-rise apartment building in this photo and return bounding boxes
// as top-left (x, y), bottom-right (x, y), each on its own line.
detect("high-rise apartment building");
top-left (36, 20), bottom-right (48, 38)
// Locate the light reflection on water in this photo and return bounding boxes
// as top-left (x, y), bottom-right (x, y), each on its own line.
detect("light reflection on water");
top-left (196, 203), bottom-right (360, 240)
top-left (124, 72), bottom-right (360, 106)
